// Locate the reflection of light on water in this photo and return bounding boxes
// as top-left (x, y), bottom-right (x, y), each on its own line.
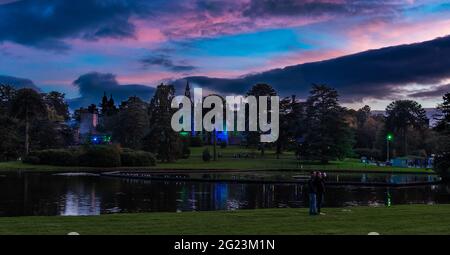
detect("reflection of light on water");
top-left (4, 172), bottom-right (448, 217)
top-left (59, 190), bottom-right (101, 216)
top-left (215, 183), bottom-right (228, 210)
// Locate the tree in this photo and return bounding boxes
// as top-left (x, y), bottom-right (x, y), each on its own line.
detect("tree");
top-left (0, 115), bottom-right (21, 161)
top-left (10, 88), bottom-right (47, 155)
top-left (301, 84), bottom-right (354, 163)
top-left (385, 100), bottom-right (428, 156)
top-left (246, 83), bottom-right (277, 156)
top-left (44, 91), bottom-right (70, 121)
top-left (354, 106), bottom-right (385, 154)
top-left (115, 96), bottom-right (149, 149)
top-left (0, 84), bottom-right (16, 114)
top-left (435, 92), bottom-right (450, 132)
top-left (144, 84), bottom-right (180, 162)
top-left (0, 85), bottom-right (20, 160)
top-left (30, 119), bottom-right (66, 150)
top-left (434, 93), bottom-right (450, 180)
top-left (356, 105), bottom-right (371, 128)
top-left (276, 95), bottom-right (303, 159)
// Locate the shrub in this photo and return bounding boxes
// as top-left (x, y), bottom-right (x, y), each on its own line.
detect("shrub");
top-left (26, 149), bottom-right (78, 166)
top-left (202, 148), bottom-right (211, 162)
top-left (22, 155), bottom-right (40, 165)
top-left (22, 146), bottom-right (158, 168)
top-left (190, 136), bottom-right (203, 147)
top-left (220, 141), bottom-right (227, 149)
top-left (121, 150), bottom-right (156, 167)
top-left (435, 153), bottom-right (450, 181)
top-left (78, 145), bottom-right (121, 167)
top-left (181, 143), bottom-right (191, 159)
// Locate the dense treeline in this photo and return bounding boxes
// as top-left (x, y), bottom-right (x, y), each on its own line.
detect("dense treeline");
top-left (1, 83), bottom-right (450, 178)
top-left (0, 85), bottom-right (74, 160)
top-left (433, 94), bottom-right (450, 180)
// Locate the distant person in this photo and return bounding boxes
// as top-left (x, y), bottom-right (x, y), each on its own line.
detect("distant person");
top-left (308, 171), bottom-right (318, 215)
top-left (316, 172), bottom-right (326, 215)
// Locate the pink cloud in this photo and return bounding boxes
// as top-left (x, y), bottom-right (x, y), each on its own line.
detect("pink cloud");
top-left (346, 17), bottom-right (450, 53)
top-left (116, 71), bottom-right (177, 86)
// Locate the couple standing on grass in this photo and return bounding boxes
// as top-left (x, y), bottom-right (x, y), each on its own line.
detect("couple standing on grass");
top-left (308, 171), bottom-right (326, 216)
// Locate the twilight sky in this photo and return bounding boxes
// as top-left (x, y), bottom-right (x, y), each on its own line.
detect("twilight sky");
top-left (1, 0), bottom-right (450, 109)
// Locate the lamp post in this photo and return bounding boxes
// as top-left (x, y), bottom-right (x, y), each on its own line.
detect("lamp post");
top-left (386, 133), bottom-right (393, 162)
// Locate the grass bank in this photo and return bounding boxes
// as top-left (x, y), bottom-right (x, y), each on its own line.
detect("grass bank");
top-left (0, 205), bottom-right (449, 235)
top-left (0, 146), bottom-right (432, 173)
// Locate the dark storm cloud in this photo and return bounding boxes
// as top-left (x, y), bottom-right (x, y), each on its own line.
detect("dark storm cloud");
top-left (195, 0), bottom-right (237, 15)
top-left (0, 75), bottom-right (41, 91)
top-left (242, 0), bottom-right (401, 18)
top-left (178, 35), bottom-right (450, 102)
top-left (0, 0), bottom-right (407, 50)
top-left (140, 54), bottom-right (197, 73)
top-left (68, 72), bottom-right (155, 109)
top-left (0, 0), bottom-right (151, 50)
top-left (409, 84), bottom-right (450, 99)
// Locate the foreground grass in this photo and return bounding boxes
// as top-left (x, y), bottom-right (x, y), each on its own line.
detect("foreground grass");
top-left (0, 205), bottom-right (449, 235)
top-left (0, 146), bottom-right (431, 173)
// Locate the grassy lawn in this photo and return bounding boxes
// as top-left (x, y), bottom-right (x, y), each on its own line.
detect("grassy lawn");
top-left (0, 205), bottom-right (449, 235)
top-left (0, 145), bottom-right (432, 173)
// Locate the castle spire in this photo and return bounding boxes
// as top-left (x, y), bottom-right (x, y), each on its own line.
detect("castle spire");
top-left (108, 94), bottom-right (115, 106)
top-left (184, 80), bottom-right (191, 100)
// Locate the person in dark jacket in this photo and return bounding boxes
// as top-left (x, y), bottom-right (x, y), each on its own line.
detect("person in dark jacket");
top-left (308, 171), bottom-right (318, 215)
top-left (316, 172), bottom-right (326, 215)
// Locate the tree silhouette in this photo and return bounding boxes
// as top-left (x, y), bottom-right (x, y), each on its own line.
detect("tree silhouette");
top-left (385, 100), bottom-right (428, 156)
top-left (246, 83), bottom-right (277, 156)
top-left (276, 95), bottom-right (303, 159)
top-left (301, 84), bottom-right (354, 163)
top-left (435, 93), bottom-right (450, 132)
top-left (115, 96), bottom-right (149, 149)
top-left (44, 91), bottom-right (69, 121)
top-left (10, 88), bottom-right (47, 155)
top-left (434, 93), bottom-right (450, 180)
top-left (144, 84), bottom-right (180, 162)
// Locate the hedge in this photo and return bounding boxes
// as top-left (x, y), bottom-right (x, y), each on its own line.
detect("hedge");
top-left (23, 145), bottom-right (156, 168)
top-left (202, 148), bottom-right (211, 162)
top-left (26, 149), bottom-right (79, 166)
top-left (78, 145), bottom-right (122, 167)
top-left (121, 150), bottom-right (156, 167)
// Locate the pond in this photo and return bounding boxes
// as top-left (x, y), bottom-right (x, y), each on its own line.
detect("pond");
top-left (0, 171), bottom-right (449, 216)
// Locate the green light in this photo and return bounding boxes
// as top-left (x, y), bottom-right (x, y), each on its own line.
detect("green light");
top-left (180, 131), bottom-right (189, 137)
top-left (386, 133), bottom-right (393, 141)
top-left (386, 192), bottom-right (392, 207)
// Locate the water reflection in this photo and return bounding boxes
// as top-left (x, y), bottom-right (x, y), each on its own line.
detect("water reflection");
top-left (135, 171), bottom-right (440, 184)
top-left (59, 189), bottom-right (101, 216)
top-left (0, 172), bottom-right (448, 216)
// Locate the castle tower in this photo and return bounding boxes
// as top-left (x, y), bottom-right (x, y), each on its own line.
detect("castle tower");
top-left (184, 81), bottom-right (195, 136)
top-left (184, 81), bottom-right (191, 100)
